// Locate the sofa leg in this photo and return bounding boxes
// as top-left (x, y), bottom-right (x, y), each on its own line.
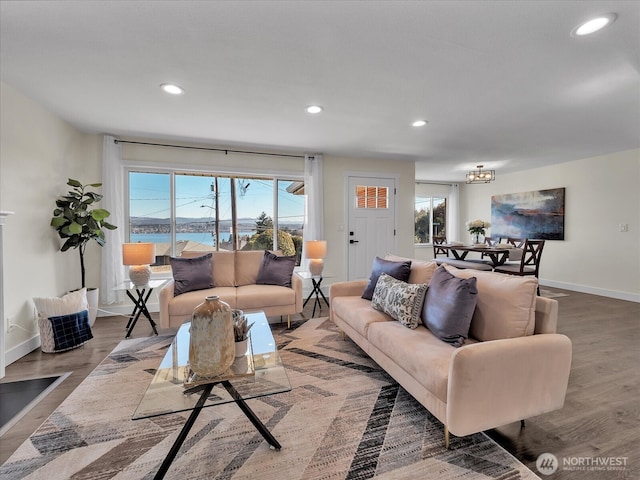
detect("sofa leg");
top-left (341, 330), bottom-right (345, 340)
top-left (444, 425), bottom-right (450, 449)
top-left (520, 419), bottom-right (526, 428)
top-left (287, 314), bottom-right (291, 329)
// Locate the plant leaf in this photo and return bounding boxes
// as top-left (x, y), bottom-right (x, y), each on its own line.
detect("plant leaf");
top-left (91, 209), bottom-right (110, 221)
top-left (50, 217), bottom-right (66, 227)
top-left (67, 179), bottom-right (82, 188)
top-left (69, 222), bottom-right (82, 234)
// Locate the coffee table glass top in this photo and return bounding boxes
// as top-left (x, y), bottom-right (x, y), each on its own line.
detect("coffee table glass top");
top-left (132, 312), bottom-right (291, 420)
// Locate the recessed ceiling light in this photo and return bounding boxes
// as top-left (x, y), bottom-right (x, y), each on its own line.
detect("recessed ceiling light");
top-left (160, 83), bottom-right (185, 95)
top-left (305, 105), bottom-right (323, 114)
top-left (572, 13), bottom-right (617, 36)
top-left (412, 120), bottom-right (427, 127)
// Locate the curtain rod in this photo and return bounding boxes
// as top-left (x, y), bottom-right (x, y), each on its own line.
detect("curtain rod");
top-left (113, 139), bottom-right (306, 159)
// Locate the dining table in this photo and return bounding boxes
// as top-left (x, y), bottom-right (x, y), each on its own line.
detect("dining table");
top-left (445, 244), bottom-right (521, 268)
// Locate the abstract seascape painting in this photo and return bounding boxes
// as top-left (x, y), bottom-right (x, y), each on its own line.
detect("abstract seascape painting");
top-left (491, 188), bottom-right (565, 240)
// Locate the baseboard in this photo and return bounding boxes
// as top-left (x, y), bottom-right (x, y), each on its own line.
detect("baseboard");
top-left (540, 279), bottom-right (640, 303)
top-left (5, 334), bottom-right (41, 366)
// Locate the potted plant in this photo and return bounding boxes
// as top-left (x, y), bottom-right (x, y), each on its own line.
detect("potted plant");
top-left (50, 178), bottom-right (117, 325)
top-left (233, 314), bottom-right (253, 357)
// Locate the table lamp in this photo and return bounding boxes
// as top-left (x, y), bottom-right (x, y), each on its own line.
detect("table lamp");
top-left (122, 242), bottom-right (156, 286)
top-left (305, 240), bottom-right (327, 276)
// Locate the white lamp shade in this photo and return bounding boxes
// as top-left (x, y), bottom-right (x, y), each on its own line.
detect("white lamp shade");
top-left (305, 240), bottom-right (327, 260)
top-left (122, 243), bottom-right (156, 266)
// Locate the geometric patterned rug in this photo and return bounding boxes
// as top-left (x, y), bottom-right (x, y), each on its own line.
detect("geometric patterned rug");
top-left (0, 317), bottom-right (539, 480)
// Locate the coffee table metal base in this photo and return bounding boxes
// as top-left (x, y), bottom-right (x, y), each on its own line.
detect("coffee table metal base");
top-left (154, 380), bottom-right (281, 480)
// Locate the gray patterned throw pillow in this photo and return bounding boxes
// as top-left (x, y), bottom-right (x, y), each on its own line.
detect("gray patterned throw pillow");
top-left (371, 273), bottom-right (428, 329)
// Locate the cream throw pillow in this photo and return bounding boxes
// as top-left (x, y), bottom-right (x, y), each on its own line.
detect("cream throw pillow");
top-left (443, 265), bottom-right (537, 340)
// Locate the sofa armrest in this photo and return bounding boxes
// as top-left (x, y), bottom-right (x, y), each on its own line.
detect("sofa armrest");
top-left (446, 333), bottom-right (572, 437)
top-left (158, 279), bottom-right (175, 329)
top-left (534, 296), bottom-right (558, 334)
top-left (329, 280), bottom-right (368, 300)
top-left (292, 272), bottom-right (303, 313)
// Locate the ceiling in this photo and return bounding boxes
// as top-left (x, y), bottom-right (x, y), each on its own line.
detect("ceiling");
top-left (1, 1), bottom-right (639, 182)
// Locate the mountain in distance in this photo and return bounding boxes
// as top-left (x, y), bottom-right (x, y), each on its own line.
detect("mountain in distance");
top-left (130, 216), bottom-right (302, 229)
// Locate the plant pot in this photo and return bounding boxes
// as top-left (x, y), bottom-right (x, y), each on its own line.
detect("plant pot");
top-left (234, 339), bottom-right (248, 358)
top-left (86, 287), bottom-right (99, 327)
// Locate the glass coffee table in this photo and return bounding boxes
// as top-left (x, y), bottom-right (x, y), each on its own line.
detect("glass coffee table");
top-left (133, 311), bottom-right (291, 479)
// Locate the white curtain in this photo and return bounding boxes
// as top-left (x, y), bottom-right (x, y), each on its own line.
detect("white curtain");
top-left (101, 135), bottom-right (125, 304)
top-left (302, 154), bottom-right (324, 263)
top-left (447, 183), bottom-right (460, 242)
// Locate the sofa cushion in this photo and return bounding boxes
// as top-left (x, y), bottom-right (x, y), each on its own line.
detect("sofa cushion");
top-left (367, 321), bottom-right (454, 403)
top-left (371, 273), bottom-right (428, 329)
top-left (168, 287), bottom-right (238, 317)
top-left (236, 284), bottom-right (297, 310)
top-left (385, 255), bottom-right (438, 284)
top-left (422, 266), bottom-right (477, 347)
top-left (362, 257), bottom-right (412, 300)
top-left (236, 250), bottom-right (268, 286)
top-left (444, 265), bottom-right (537, 340)
top-left (170, 253), bottom-right (214, 296)
top-left (332, 296), bottom-right (393, 338)
top-left (180, 250), bottom-right (236, 287)
top-left (256, 251), bottom-right (296, 288)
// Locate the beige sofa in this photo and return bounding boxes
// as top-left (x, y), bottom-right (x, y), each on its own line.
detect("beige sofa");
top-left (330, 257), bottom-right (572, 448)
top-left (159, 250), bottom-right (303, 328)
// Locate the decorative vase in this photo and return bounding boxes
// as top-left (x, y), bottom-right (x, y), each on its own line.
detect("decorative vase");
top-left (234, 339), bottom-right (248, 358)
top-left (189, 295), bottom-right (234, 377)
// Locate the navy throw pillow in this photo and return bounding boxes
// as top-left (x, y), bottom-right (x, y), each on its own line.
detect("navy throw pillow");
top-left (49, 310), bottom-right (93, 352)
top-left (256, 251), bottom-right (296, 287)
top-left (361, 257), bottom-right (412, 300)
top-left (422, 266), bottom-right (478, 347)
top-left (170, 253), bottom-right (214, 296)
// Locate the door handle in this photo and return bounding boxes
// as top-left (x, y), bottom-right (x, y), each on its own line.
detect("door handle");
top-left (349, 239), bottom-right (359, 244)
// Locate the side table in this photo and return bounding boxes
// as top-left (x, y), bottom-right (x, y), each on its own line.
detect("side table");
top-left (297, 272), bottom-right (330, 317)
top-left (116, 279), bottom-right (166, 338)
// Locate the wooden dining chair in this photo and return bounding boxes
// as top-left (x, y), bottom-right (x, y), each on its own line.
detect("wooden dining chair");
top-left (506, 237), bottom-right (525, 248)
top-left (494, 239), bottom-right (546, 294)
top-left (432, 236), bottom-right (449, 258)
top-left (481, 236), bottom-right (501, 259)
top-left (484, 236), bottom-right (501, 246)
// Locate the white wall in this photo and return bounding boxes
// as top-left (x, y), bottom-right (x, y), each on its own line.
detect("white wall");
top-left (459, 149), bottom-right (640, 301)
top-left (323, 155), bottom-right (415, 284)
top-left (0, 82), bottom-right (102, 362)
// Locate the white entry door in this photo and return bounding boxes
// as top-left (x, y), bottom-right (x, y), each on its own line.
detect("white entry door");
top-left (347, 176), bottom-right (397, 280)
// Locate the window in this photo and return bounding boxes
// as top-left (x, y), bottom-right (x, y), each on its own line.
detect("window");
top-left (355, 185), bottom-right (389, 209)
top-left (128, 170), bottom-right (305, 273)
top-left (415, 195), bottom-right (446, 244)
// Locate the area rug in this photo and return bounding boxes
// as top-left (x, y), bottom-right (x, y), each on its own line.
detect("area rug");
top-left (0, 318), bottom-right (539, 480)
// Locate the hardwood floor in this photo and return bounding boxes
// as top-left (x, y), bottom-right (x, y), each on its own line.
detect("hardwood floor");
top-left (1, 290), bottom-right (639, 479)
top-left (486, 289), bottom-right (640, 479)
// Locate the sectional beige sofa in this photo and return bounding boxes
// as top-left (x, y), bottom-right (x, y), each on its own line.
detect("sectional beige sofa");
top-left (159, 250), bottom-right (303, 328)
top-left (330, 256), bottom-right (572, 448)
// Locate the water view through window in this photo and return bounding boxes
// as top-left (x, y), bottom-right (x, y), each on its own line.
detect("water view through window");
top-left (128, 171), bottom-right (305, 268)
